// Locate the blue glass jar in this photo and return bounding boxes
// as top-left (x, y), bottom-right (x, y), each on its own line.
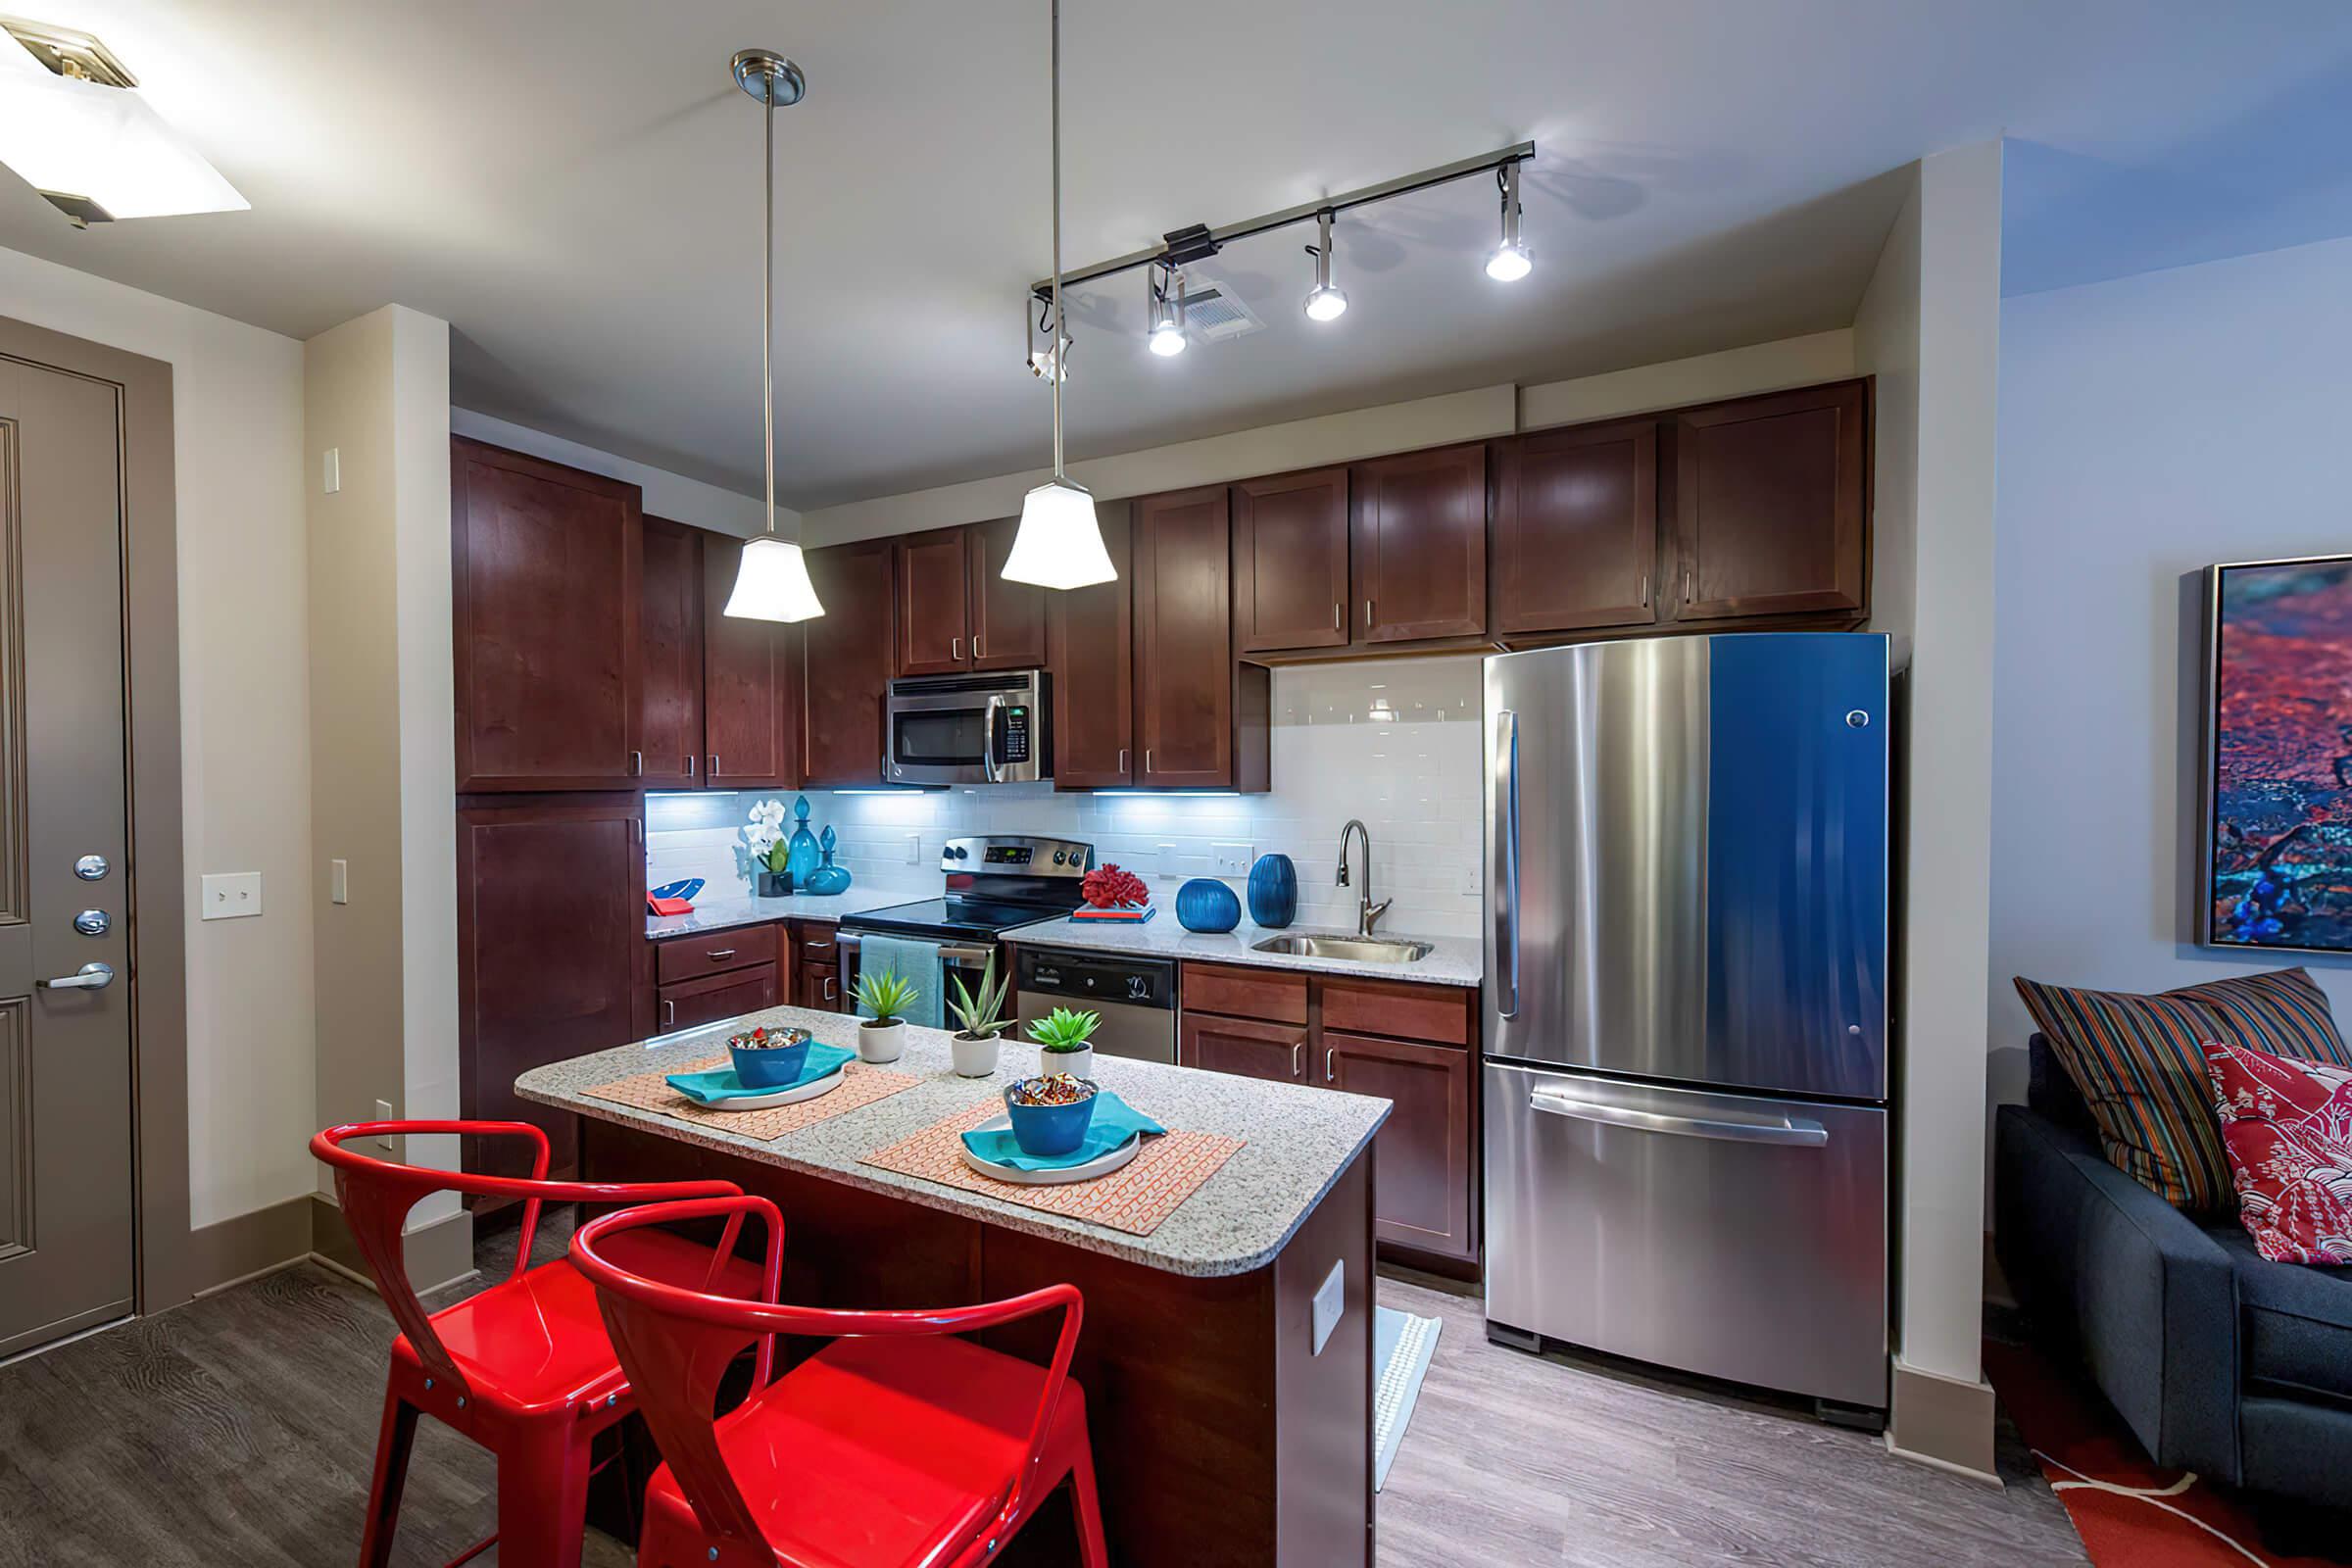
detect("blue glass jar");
top-left (784, 795), bottom-right (821, 882)
top-left (1247, 853), bottom-right (1298, 928)
top-left (1175, 877), bottom-right (1242, 933)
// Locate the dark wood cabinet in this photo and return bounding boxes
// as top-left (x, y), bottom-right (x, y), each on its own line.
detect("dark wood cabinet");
top-left (451, 438), bottom-right (644, 791)
top-left (1493, 420), bottom-right (1659, 636)
top-left (701, 536), bottom-right (803, 789)
top-left (1179, 1011), bottom-right (1306, 1084)
top-left (638, 516), bottom-right (704, 787)
top-left (1670, 379), bottom-right (1868, 622)
top-left (1350, 443), bottom-right (1488, 644)
top-left (457, 795), bottom-right (646, 1183)
top-left (1324, 1030), bottom-right (1476, 1264)
top-left (969, 515), bottom-right (1049, 671)
top-left (791, 919), bottom-right (842, 1011)
top-left (1133, 486), bottom-right (1270, 791)
top-left (895, 526), bottom-right (972, 676)
top-left (1232, 467), bottom-right (1349, 654)
top-left (1048, 503), bottom-right (1134, 789)
top-left (656, 962), bottom-right (779, 1035)
top-left (803, 538), bottom-right (897, 787)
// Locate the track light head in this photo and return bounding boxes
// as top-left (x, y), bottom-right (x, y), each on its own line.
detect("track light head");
top-left (1149, 263), bottom-right (1189, 356)
top-left (1304, 284), bottom-right (1348, 321)
top-left (1302, 208), bottom-right (1348, 321)
top-left (1486, 161), bottom-right (1531, 282)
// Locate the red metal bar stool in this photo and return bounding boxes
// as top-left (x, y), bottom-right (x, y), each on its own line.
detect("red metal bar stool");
top-left (312, 1119), bottom-right (771, 1568)
top-left (569, 1195), bottom-right (1111, 1568)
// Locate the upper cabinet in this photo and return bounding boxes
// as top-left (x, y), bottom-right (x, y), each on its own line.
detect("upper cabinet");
top-left (1669, 379), bottom-right (1868, 622)
top-left (1048, 503), bottom-right (1135, 789)
top-left (1492, 419), bottom-right (1658, 636)
top-left (1133, 487), bottom-right (1270, 791)
top-left (701, 536), bottom-right (804, 789)
top-left (638, 515), bottom-right (705, 787)
top-left (452, 437), bottom-right (644, 792)
top-left (1351, 443), bottom-right (1489, 644)
top-left (804, 537), bottom-right (897, 788)
top-left (1232, 467), bottom-right (1350, 655)
top-left (895, 518), bottom-right (1049, 675)
top-left (968, 515), bottom-right (1049, 671)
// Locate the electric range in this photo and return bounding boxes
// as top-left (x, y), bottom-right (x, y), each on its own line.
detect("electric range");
top-left (836, 834), bottom-right (1095, 984)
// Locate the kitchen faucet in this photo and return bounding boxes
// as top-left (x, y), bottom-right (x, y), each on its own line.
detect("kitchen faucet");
top-left (1336, 819), bottom-right (1392, 937)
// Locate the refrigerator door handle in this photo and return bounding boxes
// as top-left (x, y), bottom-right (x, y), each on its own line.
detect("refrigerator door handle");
top-left (1528, 1087), bottom-right (1829, 1149)
top-left (1494, 708), bottom-right (1521, 1018)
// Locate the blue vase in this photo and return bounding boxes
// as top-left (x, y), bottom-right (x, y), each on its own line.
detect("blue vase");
top-left (806, 825), bottom-right (853, 895)
top-left (1247, 854), bottom-right (1298, 928)
top-left (1176, 878), bottom-right (1241, 933)
top-left (784, 795), bottom-right (820, 881)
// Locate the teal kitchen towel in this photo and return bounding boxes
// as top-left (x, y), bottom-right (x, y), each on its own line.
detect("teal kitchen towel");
top-left (665, 1043), bottom-right (854, 1104)
top-left (854, 934), bottom-right (945, 1029)
top-left (962, 1090), bottom-right (1166, 1171)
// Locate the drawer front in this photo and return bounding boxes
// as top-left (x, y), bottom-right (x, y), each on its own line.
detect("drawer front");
top-left (794, 920), bottom-right (841, 964)
top-left (1179, 1012), bottom-right (1306, 1083)
top-left (657, 961), bottom-right (779, 1034)
top-left (1180, 961), bottom-right (1308, 1026)
top-left (1320, 976), bottom-right (1473, 1047)
top-left (656, 923), bottom-right (778, 986)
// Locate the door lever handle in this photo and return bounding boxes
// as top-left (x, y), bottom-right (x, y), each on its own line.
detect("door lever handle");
top-left (41, 961), bottom-right (113, 991)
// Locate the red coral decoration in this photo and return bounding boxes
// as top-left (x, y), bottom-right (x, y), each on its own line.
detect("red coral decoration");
top-left (1082, 863), bottom-right (1148, 908)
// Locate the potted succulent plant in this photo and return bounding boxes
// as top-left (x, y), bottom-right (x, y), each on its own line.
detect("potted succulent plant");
top-left (851, 967), bottom-right (918, 1063)
top-left (1027, 1005), bottom-right (1102, 1081)
top-left (946, 954), bottom-right (1012, 1078)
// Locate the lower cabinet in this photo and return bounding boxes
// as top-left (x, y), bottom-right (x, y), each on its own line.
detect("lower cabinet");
top-left (1179, 1011), bottom-right (1308, 1085)
top-left (655, 961), bottom-right (779, 1034)
top-left (792, 919), bottom-right (843, 1011)
top-left (1322, 1030), bottom-right (1475, 1265)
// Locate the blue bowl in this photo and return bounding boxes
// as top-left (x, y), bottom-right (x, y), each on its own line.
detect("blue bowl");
top-left (1003, 1078), bottom-right (1100, 1157)
top-left (729, 1029), bottom-right (813, 1089)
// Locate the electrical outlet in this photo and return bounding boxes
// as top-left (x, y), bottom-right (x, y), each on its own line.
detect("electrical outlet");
top-left (1155, 843), bottom-right (1179, 879)
top-left (1211, 842), bottom-right (1254, 877)
top-left (322, 446), bottom-right (340, 494)
top-left (1459, 860), bottom-right (1482, 896)
top-left (201, 871), bottom-right (263, 920)
top-left (1311, 1259), bottom-right (1346, 1355)
top-left (905, 833), bottom-right (922, 864)
top-left (372, 1100), bottom-right (394, 1151)
top-left (330, 858), bottom-right (349, 905)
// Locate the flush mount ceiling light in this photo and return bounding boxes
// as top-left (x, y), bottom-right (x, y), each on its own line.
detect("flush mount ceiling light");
top-left (1484, 160), bottom-right (1533, 282)
top-left (1002, 0), bottom-right (1117, 592)
top-left (720, 47), bottom-right (824, 623)
top-left (0, 17), bottom-right (248, 227)
top-left (1024, 141), bottom-right (1532, 365)
top-left (1302, 207), bottom-right (1348, 322)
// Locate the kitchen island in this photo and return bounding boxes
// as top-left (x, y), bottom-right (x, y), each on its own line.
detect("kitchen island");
top-left (517, 1004), bottom-right (1388, 1567)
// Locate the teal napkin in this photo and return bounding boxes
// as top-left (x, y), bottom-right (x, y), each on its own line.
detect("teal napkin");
top-left (666, 1042), bottom-right (854, 1104)
top-left (962, 1090), bottom-right (1166, 1172)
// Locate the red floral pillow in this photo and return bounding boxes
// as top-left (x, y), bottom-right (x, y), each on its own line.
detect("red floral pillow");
top-left (2202, 1040), bottom-right (2352, 1265)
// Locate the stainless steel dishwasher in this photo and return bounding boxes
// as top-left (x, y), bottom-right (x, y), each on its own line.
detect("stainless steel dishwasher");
top-left (1014, 947), bottom-right (1177, 1064)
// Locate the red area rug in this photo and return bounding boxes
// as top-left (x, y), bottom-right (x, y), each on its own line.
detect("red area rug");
top-left (1984, 1339), bottom-right (2347, 1566)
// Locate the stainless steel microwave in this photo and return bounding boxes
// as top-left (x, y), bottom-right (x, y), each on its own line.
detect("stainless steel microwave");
top-left (884, 670), bottom-right (1050, 786)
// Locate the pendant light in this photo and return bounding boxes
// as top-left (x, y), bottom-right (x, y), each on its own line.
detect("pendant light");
top-left (721, 48), bottom-right (825, 622)
top-left (1003, 0), bottom-right (1118, 591)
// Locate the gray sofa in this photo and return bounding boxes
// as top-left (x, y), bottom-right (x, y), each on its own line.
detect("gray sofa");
top-left (1994, 1034), bottom-right (2352, 1511)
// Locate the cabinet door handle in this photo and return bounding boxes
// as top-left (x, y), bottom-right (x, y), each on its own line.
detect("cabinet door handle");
top-left (953, 635), bottom-right (963, 662)
top-left (709, 754), bottom-right (720, 779)
top-left (973, 633), bottom-right (984, 659)
top-left (706, 948), bottom-right (737, 961)
top-left (1324, 1047), bottom-right (1336, 1083)
top-left (1144, 748), bottom-right (1153, 775)
top-left (1290, 1042), bottom-right (1303, 1077)
top-left (1685, 570), bottom-right (1694, 603)
top-left (1117, 748), bottom-right (1128, 776)
top-left (1639, 572), bottom-right (1649, 608)
top-left (662, 998), bottom-right (675, 1028)
top-left (629, 751), bottom-right (642, 776)
top-left (686, 754), bottom-right (698, 777)
top-left (821, 975), bottom-right (837, 1003)
top-left (1364, 598), bottom-right (1374, 626)
top-left (1332, 603), bottom-right (1342, 630)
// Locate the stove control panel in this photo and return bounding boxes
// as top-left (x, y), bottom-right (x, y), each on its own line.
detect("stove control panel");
top-left (941, 834), bottom-right (1095, 878)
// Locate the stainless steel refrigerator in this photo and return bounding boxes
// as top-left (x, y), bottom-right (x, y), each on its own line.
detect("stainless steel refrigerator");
top-left (1482, 632), bottom-right (1890, 1414)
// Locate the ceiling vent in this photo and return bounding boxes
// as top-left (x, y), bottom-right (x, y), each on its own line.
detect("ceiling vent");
top-left (1179, 282), bottom-right (1264, 344)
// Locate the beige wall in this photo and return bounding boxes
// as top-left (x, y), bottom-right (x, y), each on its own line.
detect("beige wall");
top-left (0, 243), bottom-right (315, 1231)
top-left (452, 406), bottom-right (786, 540)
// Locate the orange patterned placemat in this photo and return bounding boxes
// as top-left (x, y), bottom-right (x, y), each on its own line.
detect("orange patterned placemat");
top-left (858, 1102), bottom-right (1245, 1237)
top-left (583, 1055), bottom-right (919, 1141)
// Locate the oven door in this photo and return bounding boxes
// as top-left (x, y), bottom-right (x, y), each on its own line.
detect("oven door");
top-left (838, 933), bottom-right (998, 1008)
top-left (886, 672), bottom-right (1049, 786)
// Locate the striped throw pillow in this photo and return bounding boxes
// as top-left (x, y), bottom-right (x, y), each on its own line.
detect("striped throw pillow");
top-left (2014, 968), bottom-right (2351, 1210)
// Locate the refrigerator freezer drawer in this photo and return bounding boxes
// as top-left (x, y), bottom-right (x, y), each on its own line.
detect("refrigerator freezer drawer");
top-left (1483, 1061), bottom-right (1887, 1408)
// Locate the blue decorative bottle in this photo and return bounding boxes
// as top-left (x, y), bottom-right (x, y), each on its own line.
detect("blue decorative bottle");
top-left (1176, 878), bottom-right (1242, 933)
top-left (806, 824), bottom-right (853, 895)
top-left (784, 795), bottom-right (821, 883)
top-left (1247, 854), bottom-right (1298, 928)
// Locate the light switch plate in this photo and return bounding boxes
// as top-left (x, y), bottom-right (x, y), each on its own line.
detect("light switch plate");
top-left (201, 871), bottom-right (263, 920)
top-left (905, 833), bottom-right (922, 864)
top-left (322, 446), bottom-right (340, 494)
top-left (372, 1100), bottom-right (394, 1150)
top-left (1311, 1258), bottom-right (1346, 1355)
top-left (330, 858), bottom-right (349, 905)
top-left (1155, 843), bottom-right (1179, 879)
top-left (1211, 842), bottom-right (1254, 877)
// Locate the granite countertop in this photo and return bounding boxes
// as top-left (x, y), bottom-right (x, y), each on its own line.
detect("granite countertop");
top-left (1004, 913), bottom-right (1484, 988)
top-left (515, 1004), bottom-right (1390, 1279)
top-left (647, 885), bottom-right (931, 941)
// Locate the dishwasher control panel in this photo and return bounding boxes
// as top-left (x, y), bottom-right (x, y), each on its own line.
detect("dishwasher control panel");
top-left (1015, 946), bottom-right (1174, 1008)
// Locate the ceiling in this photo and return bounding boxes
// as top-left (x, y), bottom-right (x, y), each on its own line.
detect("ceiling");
top-left (5, 2), bottom-right (2350, 509)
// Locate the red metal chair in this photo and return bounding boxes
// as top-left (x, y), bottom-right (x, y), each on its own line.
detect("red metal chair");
top-left (569, 1195), bottom-right (1110, 1568)
top-left (312, 1119), bottom-right (771, 1568)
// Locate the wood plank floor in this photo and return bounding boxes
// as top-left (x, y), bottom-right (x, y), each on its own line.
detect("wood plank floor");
top-left (0, 1223), bottom-right (2085, 1566)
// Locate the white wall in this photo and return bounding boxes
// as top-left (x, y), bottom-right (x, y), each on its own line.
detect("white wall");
top-left (0, 244), bottom-right (315, 1232)
top-left (1989, 232), bottom-right (2352, 1103)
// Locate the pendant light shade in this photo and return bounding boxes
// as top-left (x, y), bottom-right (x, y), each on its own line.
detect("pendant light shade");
top-left (1004, 0), bottom-right (1117, 590)
top-left (724, 535), bottom-right (826, 621)
top-left (1004, 477), bottom-right (1116, 590)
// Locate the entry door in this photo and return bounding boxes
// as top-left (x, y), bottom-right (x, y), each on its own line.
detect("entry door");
top-left (0, 355), bottom-right (135, 1356)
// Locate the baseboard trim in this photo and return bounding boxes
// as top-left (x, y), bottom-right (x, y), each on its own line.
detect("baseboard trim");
top-left (308, 1193), bottom-right (476, 1294)
top-left (183, 1195), bottom-right (314, 1299)
top-left (1886, 1355), bottom-right (2001, 1484)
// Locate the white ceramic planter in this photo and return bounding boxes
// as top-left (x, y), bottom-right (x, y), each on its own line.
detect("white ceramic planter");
top-left (857, 1018), bottom-right (906, 1063)
top-left (1039, 1045), bottom-right (1093, 1081)
top-left (951, 1031), bottom-right (1002, 1078)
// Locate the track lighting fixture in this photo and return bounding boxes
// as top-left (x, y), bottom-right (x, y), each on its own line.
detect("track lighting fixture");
top-left (1149, 264), bottom-right (1189, 357)
top-left (1302, 207), bottom-right (1348, 322)
top-left (1027, 299), bottom-right (1069, 381)
top-left (1485, 160), bottom-right (1532, 282)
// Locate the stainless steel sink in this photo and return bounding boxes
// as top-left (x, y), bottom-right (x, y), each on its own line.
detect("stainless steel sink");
top-left (1250, 934), bottom-right (1433, 963)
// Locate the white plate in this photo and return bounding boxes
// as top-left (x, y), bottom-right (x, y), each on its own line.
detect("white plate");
top-left (691, 1063), bottom-right (845, 1112)
top-left (957, 1113), bottom-right (1141, 1186)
